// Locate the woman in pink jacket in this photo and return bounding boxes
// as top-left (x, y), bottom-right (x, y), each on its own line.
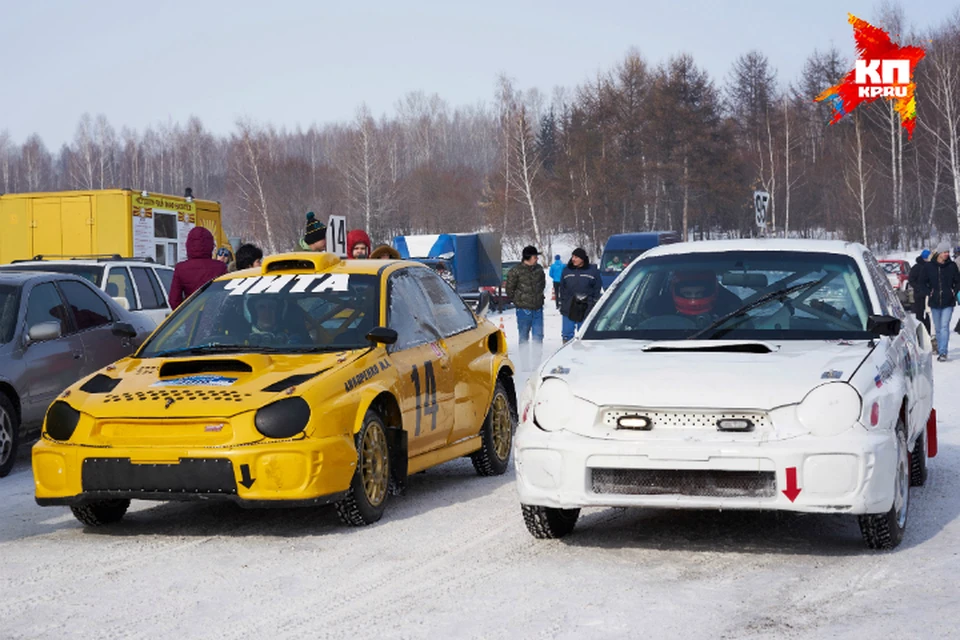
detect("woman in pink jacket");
top-left (168, 227), bottom-right (228, 309)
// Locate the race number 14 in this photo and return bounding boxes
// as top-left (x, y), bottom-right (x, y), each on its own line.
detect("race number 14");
top-left (327, 215), bottom-right (347, 257)
top-left (411, 361), bottom-right (439, 436)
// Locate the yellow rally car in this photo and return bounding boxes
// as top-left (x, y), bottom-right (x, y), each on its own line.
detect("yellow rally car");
top-left (33, 253), bottom-right (516, 527)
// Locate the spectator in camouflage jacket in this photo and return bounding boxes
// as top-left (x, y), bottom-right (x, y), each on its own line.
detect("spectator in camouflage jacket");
top-left (505, 246), bottom-right (546, 370)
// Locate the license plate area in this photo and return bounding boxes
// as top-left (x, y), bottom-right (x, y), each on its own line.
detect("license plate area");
top-left (81, 457), bottom-right (237, 494)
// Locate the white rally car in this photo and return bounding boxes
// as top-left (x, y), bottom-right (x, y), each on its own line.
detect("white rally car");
top-left (516, 240), bottom-right (936, 550)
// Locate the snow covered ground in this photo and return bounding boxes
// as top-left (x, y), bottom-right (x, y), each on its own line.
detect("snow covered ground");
top-left (2, 303), bottom-right (960, 639)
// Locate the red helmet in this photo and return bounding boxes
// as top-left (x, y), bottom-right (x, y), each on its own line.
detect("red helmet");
top-left (671, 271), bottom-right (719, 316)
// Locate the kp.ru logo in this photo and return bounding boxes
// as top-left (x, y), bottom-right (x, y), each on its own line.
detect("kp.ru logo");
top-left (815, 14), bottom-right (925, 138)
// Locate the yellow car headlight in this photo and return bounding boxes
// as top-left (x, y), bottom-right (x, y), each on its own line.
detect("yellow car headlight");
top-left (255, 397), bottom-right (311, 439)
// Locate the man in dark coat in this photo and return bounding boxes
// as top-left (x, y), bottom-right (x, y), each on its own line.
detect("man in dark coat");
top-left (559, 247), bottom-right (602, 343)
top-left (505, 245), bottom-right (546, 370)
top-left (908, 249), bottom-right (930, 332)
top-left (169, 227), bottom-right (228, 309)
top-left (920, 243), bottom-right (960, 361)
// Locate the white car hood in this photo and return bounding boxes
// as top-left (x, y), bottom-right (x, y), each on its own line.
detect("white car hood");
top-left (541, 339), bottom-right (873, 411)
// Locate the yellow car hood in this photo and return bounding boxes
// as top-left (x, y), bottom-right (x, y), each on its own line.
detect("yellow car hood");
top-left (73, 351), bottom-right (360, 419)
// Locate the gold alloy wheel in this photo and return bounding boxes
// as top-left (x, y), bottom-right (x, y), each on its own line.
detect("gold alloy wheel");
top-left (361, 421), bottom-right (389, 507)
top-left (491, 392), bottom-right (512, 461)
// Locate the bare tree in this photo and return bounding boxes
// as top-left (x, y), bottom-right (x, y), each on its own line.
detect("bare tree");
top-left (509, 106), bottom-right (544, 247)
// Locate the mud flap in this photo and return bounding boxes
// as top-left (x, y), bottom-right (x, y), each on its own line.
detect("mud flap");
top-left (927, 409), bottom-right (938, 458)
top-left (386, 426), bottom-right (408, 495)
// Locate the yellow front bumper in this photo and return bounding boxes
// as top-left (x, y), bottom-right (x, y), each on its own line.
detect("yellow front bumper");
top-left (32, 434), bottom-right (357, 508)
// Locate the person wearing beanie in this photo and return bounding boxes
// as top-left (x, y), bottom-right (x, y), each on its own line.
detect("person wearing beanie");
top-left (347, 229), bottom-right (372, 259)
top-left (169, 227), bottom-right (228, 309)
top-left (548, 254), bottom-right (564, 309)
top-left (920, 242), bottom-right (960, 361)
top-left (908, 249), bottom-right (931, 332)
top-left (370, 244), bottom-right (402, 260)
top-left (559, 248), bottom-right (602, 343)
top-left (505, 245), bottom-right (546, 370)
top-left (299, 211), bottom-right (327, 251)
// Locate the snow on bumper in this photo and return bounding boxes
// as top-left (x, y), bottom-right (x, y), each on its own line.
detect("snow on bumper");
top-left (514, 423), bottom-right (898, 515)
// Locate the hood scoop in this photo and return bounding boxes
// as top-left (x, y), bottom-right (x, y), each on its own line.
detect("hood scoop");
top-left (159, 359), bottom-right (254, 378)
top-left (642, 341), bottom-right (775, 354)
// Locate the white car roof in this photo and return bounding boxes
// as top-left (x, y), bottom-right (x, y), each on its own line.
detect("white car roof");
top-left (643, 239), bottom-right (867, 259)
top-left (12, 260), bottom-right (172, 269)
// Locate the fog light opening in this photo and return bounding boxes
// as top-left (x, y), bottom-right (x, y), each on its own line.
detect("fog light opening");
top-left (717, 418), bottom-right (754, 432)
top-left (617, 415), bottom-right (651, 430)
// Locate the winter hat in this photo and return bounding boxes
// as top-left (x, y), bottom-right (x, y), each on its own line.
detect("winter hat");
top-left (572, 247), bottom-right (589, 265)
top-left (304, 212), bottom-right (326, 246)
top-left (347, 229), bottom-right (372, 254)
top-left (936, 241), bottom-right (950, 255)
top-left (921, 249), bottom-right (931, 260)
top-left (522, 245), bottom-right (541, 261)
top-left (554, 254), bottom-right (561, 260)
top-left (370, 244), bottom-right (401, 260)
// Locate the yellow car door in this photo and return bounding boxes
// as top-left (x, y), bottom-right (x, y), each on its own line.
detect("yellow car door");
top-left (386, 268), bottom-right (454, 457)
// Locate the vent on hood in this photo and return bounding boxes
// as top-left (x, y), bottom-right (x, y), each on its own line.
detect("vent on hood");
top-left (80, 374), bottom-right (121, 394)
top-left (159, 359), bottom-right (254, 378)
top-left (643, 343), bottom-right (773, 354)
top-left (104, 389), bottom-right (250, 404)
top-left (261, 371), bottom-right (327, 393)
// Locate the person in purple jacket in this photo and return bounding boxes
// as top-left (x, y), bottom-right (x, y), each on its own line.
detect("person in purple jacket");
top-left (169, 227), bottom-right (228, 309)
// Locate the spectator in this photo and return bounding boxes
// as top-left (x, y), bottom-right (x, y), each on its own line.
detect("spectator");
top-left (559, 248), bottom-right (602, 343)
top-left (347, 229), bottom-right (372, 259)
top-left (920, 242), bottom-right (960, 362)
top-left (504, 245), bottom-right (546, 370)
top-left (298, 211), bottom-right (327, 251)
top-left (908, 249), bottom-right (930, 332)
top-left (169, 227), bottom-right (228, 309)
top-left (370, 245), bottom-right (401, 260)
top-left (548, 254), bottom-right (564, 309)
top-left (235, 243), bottom-right (264, 271)
top-left (216, 246), bottom-right (234, 271)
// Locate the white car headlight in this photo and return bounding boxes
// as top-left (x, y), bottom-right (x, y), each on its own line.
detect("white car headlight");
top-left (796, 382), bottom-right (862, 437)
top-left (534, 377), bottom-right (575, 431)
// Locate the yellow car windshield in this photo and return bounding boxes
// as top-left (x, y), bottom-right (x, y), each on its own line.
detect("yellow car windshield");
top-left (140, 274), bottom-right (379, 357)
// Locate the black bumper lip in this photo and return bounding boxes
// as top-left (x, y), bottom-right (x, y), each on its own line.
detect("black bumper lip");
top-left (36, 491), bottom-right (349, 509)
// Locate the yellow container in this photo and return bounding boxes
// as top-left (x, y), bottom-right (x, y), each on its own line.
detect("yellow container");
top-left (0, 189), bottom-right (226, 266)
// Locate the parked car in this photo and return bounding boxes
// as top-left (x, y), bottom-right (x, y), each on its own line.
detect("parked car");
top-left (32, 252), bottom-right (516, 527)
top-left (0, 272), bottom-right (153, 477)
top-left (879, 259), bottom-right (912, 306)
top-left (516, 239), bottom-right (935, 550)
top-left (599, 231), bottom-right (681, 289)
top-left (481, 260), bottom-right (521, 311)
top-left (0, 256), bottom-right (174, 328)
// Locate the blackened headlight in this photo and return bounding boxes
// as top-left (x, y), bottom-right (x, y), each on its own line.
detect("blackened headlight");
top-left (254, 397), bottom-right (311, 439)
top-left (46, 401), bottom-right (81, 441)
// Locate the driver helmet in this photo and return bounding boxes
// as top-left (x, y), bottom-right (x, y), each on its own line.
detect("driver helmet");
top-left (671, 270), bottom-right (719, 316)
top-left (244, 296), bottom-right (288, 333)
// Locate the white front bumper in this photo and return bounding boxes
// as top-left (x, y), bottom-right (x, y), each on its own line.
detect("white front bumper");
top-left (514, 422), bottom-right (898, 515)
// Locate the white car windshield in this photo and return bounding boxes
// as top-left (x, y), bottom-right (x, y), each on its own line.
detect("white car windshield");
top-left (139, 273), bottom-right (380, 357)
top-left (585, 251), bottom-right (875, 341)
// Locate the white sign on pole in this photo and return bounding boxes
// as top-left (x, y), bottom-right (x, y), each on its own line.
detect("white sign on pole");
top-left (754, 191), bottom-right (770, 229)
top-left (327, 215), bottom-right (347, 257)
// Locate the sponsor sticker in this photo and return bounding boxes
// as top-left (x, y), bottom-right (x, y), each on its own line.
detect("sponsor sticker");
top-left (152, 375), bottom-right (238, 388)
top-left (550, 366), bottom-right (571, 375)
top-left (225, 273), bottom-right (350, 296)
top-left (821, 370), bottom-right (843, 380)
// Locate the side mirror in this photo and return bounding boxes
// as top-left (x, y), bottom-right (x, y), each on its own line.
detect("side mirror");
top-left (112, 321), bottom-right (138, 339)
top-left (475, 290), bottom-right (492, 317)
top-left (867, 314), bottom-right (902, 337)
top-left (366, 326), bottom-right (398, 346)
top-left (27, 321), bottom-right (61, 344)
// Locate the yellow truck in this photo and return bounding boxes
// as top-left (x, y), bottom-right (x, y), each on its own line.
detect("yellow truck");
top-left (0, 189), bottom-right (227, 266)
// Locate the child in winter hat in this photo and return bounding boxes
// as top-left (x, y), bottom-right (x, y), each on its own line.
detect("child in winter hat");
top-left (301, 212), bottom-right (327, 251)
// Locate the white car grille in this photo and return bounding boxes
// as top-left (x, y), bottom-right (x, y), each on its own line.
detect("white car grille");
top-left (601, 408), bottom-right (771, 431)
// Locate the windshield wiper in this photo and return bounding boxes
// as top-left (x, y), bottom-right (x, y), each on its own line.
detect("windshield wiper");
top-left (687, 276), bottom-right (831, 341)
top-left (149, 344), bottom-right (253, 358)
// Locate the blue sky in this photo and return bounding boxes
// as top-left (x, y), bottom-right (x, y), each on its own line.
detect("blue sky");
top-left (5, 0), bottom-right (955, 148)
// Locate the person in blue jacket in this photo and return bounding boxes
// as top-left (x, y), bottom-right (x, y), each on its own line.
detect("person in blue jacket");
top-left (559, 248), bottom-right (602, 343)
top-left (548, 254), bottom-right (564, 309)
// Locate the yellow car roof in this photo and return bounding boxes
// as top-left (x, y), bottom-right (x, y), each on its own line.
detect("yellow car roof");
top-left (219, 252), bottom-right (424, 281)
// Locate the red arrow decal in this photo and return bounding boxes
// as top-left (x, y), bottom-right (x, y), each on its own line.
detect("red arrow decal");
top-left (782, 467), bottom-right (801, 502)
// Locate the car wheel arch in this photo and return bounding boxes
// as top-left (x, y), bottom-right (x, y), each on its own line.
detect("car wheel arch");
top-left (0, 383), bottom-right (20, 422)
top-left (497, 367), bottom-right (518, 417)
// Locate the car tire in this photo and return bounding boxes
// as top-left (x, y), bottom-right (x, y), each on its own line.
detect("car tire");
top-left (471, 379), bottom-right (515, 477)
top-left (70, 499), bottom-right (131, 526)
top-left (521, 504), bottom-right (580, 539)
top-left (336, 410), bottom-right (390, 526)
top-left (0, 393), bottom-right (20, 478)
top-left (910, 431), bottom-right (928, 487)
top-left (858, 424), bottom-right (909, 550)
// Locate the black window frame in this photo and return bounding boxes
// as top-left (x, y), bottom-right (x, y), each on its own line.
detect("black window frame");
top-left (57, 279), bottom-right (114, 332)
